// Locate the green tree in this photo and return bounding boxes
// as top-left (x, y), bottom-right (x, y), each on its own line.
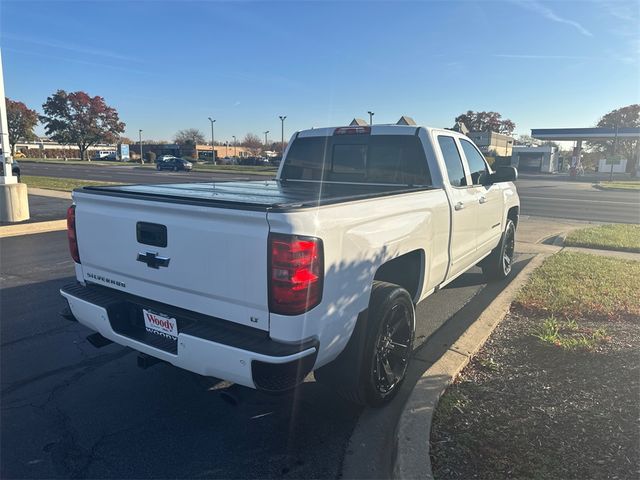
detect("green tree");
top-left (6, 97), bottom-right (38, 154)
top-left (588, 104), bottom-right (639, 174)
top-left (40, 90), bottom-right (125, 161)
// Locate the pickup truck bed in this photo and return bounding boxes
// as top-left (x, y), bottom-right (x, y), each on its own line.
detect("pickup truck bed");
top-left (82, 180), bottom-right (432, 211)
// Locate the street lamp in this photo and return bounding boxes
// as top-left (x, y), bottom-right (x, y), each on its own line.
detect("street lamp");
top-left (610, 118), bottom-right (619, 182)
top-left (138, 129), bottom-right (143, 164)
top-left (279, 116), bottom-right (286, 155)
top-left (368, 111), bottom-right (374, 125)
top-left (208, 117), bottom-right (216, 163)
top-left (232, 135), bottom-right (237, 158)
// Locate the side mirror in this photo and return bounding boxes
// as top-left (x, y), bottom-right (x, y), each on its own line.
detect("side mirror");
top-left (489, 166), bottom-right (518, 183)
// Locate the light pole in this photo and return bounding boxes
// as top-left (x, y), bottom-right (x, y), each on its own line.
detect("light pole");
top-left (368, 111), bottom-right (374, 125)
top-left (232, 135), bottom-right (237, 157)
top-left (610, 119), bottom-right (619, 182)
top-left (279, 115), bottom-right (286, 155)
top-left (208, 117), bottom-right (216, 163)
top-left (138, 129), bottom-right (143, 164)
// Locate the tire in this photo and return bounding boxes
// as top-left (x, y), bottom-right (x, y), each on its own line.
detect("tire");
top-left (316, 281), bottom-right (415, 407)
top-left (482, 219), bottom-right (516, 281)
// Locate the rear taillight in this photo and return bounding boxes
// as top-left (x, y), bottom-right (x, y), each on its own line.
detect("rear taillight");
top-left (67, 205), bottom-right (80, 263)
top-left (269, 233), bottom-right (323, 315)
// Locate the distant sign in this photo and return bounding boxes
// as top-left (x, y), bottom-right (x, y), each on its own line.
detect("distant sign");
top-left (119, 144), bottom-right (130, 161)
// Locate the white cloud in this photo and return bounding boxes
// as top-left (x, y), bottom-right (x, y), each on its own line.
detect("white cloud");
top-left (493, 53), bottom-right (591, 59)
top-left (510, 0), bottom-right (593, 37)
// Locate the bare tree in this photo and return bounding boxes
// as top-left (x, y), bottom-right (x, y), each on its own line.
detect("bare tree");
top-left (174, 128), bottom-right (206, 145)
top-left (242, 133), bottom-right (263, 156)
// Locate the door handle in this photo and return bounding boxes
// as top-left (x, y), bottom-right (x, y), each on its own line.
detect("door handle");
top-left (454, 201), bottom-right (464, 211)
top-left (479, 196), bottom-right (487, 204)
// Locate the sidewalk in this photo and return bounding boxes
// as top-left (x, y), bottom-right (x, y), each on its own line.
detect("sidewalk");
top-left (0, 188), bottom-right (70, 234)
top-left (394, 216), bottom-right (640, 480)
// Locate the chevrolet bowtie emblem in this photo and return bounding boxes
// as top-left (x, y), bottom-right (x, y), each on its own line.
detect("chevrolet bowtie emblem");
top-left (137, 252), bottom-right (170, 269)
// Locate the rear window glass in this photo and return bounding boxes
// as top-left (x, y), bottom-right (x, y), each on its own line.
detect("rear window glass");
top-left (281, 135), bottom-right (431, 186)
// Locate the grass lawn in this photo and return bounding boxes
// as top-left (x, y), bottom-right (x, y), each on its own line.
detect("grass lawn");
top-left (431, 251), bottom-right (640, 479)
top-left (23, 175), bottom-right (122, 192)
top-left (514, 251), bottom-right (640, 321)
top-left (597, 180), bottom-right (640, 190)
top-left (565, 224), bottom-right (640, 253)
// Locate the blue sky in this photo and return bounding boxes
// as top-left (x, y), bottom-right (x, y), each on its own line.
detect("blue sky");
top-left (2, 0), bottom-right (639, 143)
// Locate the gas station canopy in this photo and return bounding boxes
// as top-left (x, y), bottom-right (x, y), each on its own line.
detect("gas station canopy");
top-left (531, 127), bottom-right (640, 141)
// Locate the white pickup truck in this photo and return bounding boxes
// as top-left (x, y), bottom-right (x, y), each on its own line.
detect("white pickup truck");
top-left (61, 123), bottom-right (519, 406)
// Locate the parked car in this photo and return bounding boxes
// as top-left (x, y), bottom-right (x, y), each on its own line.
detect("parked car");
top-left (269, 156), bottom-right (282, 167)
top-left (91, 150), bottom-right (116, 160)
top-left (217, 157), bottom-right (235, 165)
top-left (61, 122), bottom-right (519, 407)
top-left (156, 157), bottom-right (192, 171)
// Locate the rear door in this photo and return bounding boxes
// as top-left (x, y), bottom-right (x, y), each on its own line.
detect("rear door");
top-left (73, 192), bottom-right (271, 330)
top-left (435, 134), bottom-right (479, 278)
top-left (458, 138), bottom-right (503, 255)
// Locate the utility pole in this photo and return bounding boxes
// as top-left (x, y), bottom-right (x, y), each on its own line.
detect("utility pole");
top-left (138, 129), bottom-right (143, 164)
top-left (208, 117), bottom-right (216, 162)
top-left (279, 115), bottom-right (286, 155)
top-left (368, 111), bottom-right (374, 125)
top-left (0, 48), bottom-right (29, 221)
top-left (610, 119), bottom-right (619, 182)
top-left (232, 135), bottom-right (237, 158)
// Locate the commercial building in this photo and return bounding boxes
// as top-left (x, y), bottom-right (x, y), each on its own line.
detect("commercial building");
top-left (467, 131), bottom-right (514, 157)
top-left (531, 127), bottom-right (640, 176)
top-left (14, 140), bottom-right (117, 159)
top-left (511, 145), bottom-right (558, 173)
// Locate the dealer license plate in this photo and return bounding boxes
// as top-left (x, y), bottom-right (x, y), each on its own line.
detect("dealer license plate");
top-left (143, 309), bottom-right (178, 340)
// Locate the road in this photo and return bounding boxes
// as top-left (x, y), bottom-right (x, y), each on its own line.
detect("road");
top-left (517, 174), bottom-right (639, 224)
top-left (19, 161), bottom-right (269, 184)
top-left (0, 231), bottom-right (508, 479)
top-left (20, 162), bottom-right (640, 224)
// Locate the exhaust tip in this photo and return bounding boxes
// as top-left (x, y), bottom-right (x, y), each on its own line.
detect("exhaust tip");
top-left (86, 332), bottom-right (113, 348)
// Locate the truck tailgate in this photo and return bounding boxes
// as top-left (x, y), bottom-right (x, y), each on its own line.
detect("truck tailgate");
top-left (73, 190), bottom-right (270, 331)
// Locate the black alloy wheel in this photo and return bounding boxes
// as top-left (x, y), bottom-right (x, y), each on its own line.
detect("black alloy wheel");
top-left (372, 302), bottom-right (413, 396)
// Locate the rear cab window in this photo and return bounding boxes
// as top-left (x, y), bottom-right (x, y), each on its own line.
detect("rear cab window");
top-left (281, 134), bottom-right (432, 186)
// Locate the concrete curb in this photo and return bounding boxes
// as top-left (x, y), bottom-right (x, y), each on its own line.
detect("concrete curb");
top-left (28, 187), bottom-right (72, 199)
top-left (393, 253), bottom-right (548, 480)
top-left (0, 219), bottom-right (67, 238)
top-left (592, 184), bottom-right (640, 193)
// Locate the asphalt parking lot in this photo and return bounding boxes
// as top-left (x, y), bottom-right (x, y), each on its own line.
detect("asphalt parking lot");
top-left (1, 230), bottom-right (495, 479)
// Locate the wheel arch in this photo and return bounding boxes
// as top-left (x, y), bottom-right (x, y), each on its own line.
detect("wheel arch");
top-left (507, 205), bottom-right (519, 229)
top-left (373, 249), bottom-right (425, 303)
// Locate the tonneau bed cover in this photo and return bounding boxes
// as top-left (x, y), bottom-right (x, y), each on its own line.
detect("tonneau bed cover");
top-left (79, 180), bottom-right (432, 212)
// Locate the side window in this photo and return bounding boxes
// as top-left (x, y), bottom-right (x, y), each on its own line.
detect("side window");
top-left (437, 136), bottom-right (467, 187)
top-left (460, 139), bottom-right (489, 185)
